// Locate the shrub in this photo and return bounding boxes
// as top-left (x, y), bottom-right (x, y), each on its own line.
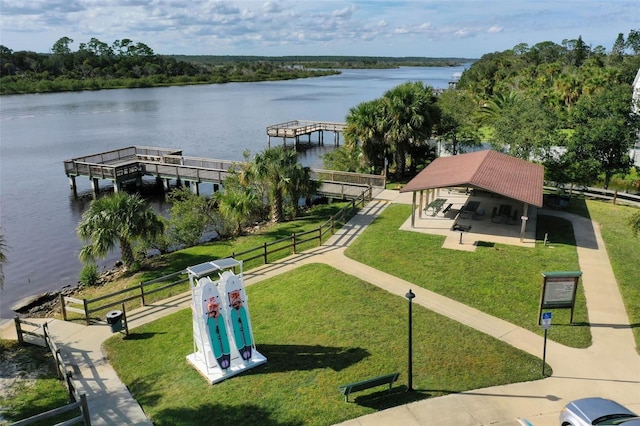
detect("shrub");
top-left (79, 262), bottom-right (99, 287)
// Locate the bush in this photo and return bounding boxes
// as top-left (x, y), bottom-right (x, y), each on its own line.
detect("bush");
top-left (79, 263), bottom-right (99, 287)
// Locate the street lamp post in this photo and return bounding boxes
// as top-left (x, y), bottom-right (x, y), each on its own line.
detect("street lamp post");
top-left (405, 289), bottom-right (416, 391)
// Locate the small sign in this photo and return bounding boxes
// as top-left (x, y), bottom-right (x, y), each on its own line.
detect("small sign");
top-left (541, 312), bottom-right (552, 329)
top-left (539, 271), bottom-right (582, 325)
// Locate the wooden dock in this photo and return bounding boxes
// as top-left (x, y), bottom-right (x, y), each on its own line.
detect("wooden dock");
top-left (266, 120), bottom-right (346, 149)
top-left (63, 146), bottom-right (384, 199)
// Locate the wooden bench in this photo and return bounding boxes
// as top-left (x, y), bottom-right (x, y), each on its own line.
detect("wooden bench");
top-left (338, 372), bottom-right (400, 402)
top-left (442, 203), bottom-right (453, 214)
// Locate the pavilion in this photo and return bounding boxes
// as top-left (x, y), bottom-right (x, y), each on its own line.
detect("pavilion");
top-left (399, 150), bottom-right (544, 243)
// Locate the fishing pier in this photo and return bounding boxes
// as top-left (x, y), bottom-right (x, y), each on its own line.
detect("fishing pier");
top-left (63, 146), bottom-right (385, 199)
top-left (266, 120), bottom-right (346, 149)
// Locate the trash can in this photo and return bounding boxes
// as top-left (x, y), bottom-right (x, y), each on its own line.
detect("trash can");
top-left (106, 310), bottom-right (123, 332)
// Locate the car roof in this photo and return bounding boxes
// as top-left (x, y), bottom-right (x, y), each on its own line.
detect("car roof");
top-left (567, 398), bottom-right (637, 423)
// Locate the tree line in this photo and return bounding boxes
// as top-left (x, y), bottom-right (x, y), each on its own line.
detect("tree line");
top-left (325, 29), bottom-right (640, 193)
top-left (0, 37), bottom-right (339, 94)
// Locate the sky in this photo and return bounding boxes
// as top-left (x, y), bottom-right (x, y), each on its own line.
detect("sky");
top-left (0, 0), bottom-right (638, 58)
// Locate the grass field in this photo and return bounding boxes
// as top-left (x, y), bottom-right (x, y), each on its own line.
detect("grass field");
top-left (344, 203), bottom-right (591, 348)
top-left (104, 264), bottom-right (545, 426)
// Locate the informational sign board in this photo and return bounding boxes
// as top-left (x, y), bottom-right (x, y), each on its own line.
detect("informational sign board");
top-left (538, 271), bottom-right (582, 324)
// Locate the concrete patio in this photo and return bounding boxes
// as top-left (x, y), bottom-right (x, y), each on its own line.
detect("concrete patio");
top-left (399, 188), bottom-right (538, 251)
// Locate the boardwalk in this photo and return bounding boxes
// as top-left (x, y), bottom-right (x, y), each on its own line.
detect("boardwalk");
top-left (63, 145), bottom-right (384, 198)
top-left (266, 120), bottom-right (346, 148)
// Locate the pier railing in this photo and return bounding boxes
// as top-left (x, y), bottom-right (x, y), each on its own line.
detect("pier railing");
top-left (61, 186), bottom-right (372, 325)
top-left (266, 120), bottom-right (346, 138)
top-left (64, 146), bottom-right (385, 198)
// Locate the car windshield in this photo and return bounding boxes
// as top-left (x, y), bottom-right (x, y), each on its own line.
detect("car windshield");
top-left (594, 414), bottom-right (637, 425)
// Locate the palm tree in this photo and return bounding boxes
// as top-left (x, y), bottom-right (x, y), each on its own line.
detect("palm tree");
top-left (77, 192), bottom-right (164, 270)
top-left (250, 146), bottom-right (315, 223)
top-left (214, 185), bottom-right (259, 235)
top-left (381, 82), bottom-right (439, 178)
top-left (344, 99), bottom-right (387, 174)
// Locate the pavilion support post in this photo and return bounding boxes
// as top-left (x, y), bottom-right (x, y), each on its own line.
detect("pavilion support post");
top-left (419, 190), bottom-right (424, 218)
top-left (519, 203), bottom-right (529, 242)
top-left (411, 192), bottom-right (417, 228)
top-left (113, 181), bottom-right (120, 193)
top-left (191, 182), bottom-right (199, 196)
top-left (164, 179), bottom-right (170, 192)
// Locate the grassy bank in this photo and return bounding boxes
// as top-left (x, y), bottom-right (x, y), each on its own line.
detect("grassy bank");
top-left (344, 203), bottom-right (591, 348)
top-left (104, 264), bottom-right (544, 426)
top-left (63, 202), bottom-right (350, 322)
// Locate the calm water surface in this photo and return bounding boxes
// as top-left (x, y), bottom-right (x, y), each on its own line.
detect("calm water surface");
top-left (0, 66), bottom-right (465, 318)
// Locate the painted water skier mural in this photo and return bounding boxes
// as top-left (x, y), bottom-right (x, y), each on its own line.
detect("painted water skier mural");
top-left (228, 289), bottom-right (252, 360)
top-left (205, 294), bottom-right (231, 369)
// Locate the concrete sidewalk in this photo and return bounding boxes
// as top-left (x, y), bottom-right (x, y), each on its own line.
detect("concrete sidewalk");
top-left (2, 190), bottom-right (639, 425)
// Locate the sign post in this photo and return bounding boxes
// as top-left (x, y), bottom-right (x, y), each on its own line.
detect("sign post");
top-left (541, 312), bottom-right (552, 377)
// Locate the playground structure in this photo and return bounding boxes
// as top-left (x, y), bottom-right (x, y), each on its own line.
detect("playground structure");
top-left (186, 258), bottom-right (266, 384)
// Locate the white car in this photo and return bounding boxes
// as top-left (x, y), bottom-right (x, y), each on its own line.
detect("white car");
top-left (560, 397), bottom-right (640, 426)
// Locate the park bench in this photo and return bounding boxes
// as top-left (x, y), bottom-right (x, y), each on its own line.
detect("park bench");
top-left (338, 372), bottom-right (400, 402)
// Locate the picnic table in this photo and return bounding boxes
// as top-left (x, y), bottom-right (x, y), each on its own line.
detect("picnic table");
top-left (424, 198), bottom-right (447, 216)
top-left (459, 201), bottom-right (480, 219)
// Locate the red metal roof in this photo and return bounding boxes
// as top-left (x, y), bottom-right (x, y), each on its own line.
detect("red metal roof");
top-left (400, 150), bottom-right (544, 207)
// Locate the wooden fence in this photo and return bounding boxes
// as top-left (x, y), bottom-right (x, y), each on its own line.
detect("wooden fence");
top-left (13, 318), bottom-right (91, 425)
top-left (61, 187), bottom-right (372, 325)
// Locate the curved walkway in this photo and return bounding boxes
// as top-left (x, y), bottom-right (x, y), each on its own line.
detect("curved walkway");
top-left (2, 191), bottom-right (638, 426)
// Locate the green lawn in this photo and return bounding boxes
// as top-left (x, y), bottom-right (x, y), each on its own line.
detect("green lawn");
top-left (345, 203), bottom-right (591, 348)
top-left (0, 340), bottom-right (75, 425)
top-left (104, 264), bottom-right (545, 426)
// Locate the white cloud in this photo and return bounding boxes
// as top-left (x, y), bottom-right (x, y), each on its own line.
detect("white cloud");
top-left (332, 5), bottom-right (356, 19)
top-left (0, 0), bottom-right (637, 57)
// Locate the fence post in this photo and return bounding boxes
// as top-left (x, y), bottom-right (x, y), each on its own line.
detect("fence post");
top-left (59, 294), bottom-right (68, 321)
top-left (55, 349), bottom-right (64, 380)
top-left (79, 393), bottom-right (91, 425)
top-left (66, 371), bottom-right (76, 402)
top-left (140, 281), bottom-right (146, 306)
top-left (83, 298), bottom-right (90, 325)
top-left (14, 316), bottom-right (23, 345)
top-left (121, 302), bottom-right (129, 336)
top-left (292, 233), bottom-right (297, 254)
top-left (263, 242), bottom-right (268, 264)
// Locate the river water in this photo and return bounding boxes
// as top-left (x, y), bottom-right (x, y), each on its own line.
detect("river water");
top-left (0, 66), bottom-right (465, 318)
